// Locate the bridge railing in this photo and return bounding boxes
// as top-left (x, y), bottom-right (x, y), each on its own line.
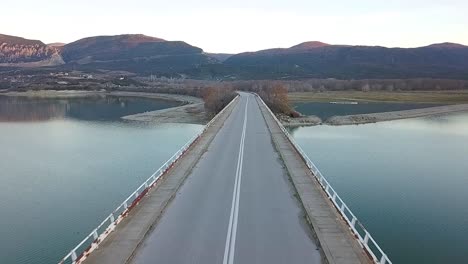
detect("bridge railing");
top-left (59, 95), bottom-right (239, 264)
top-left (255, 94), bottom-right (392, 264)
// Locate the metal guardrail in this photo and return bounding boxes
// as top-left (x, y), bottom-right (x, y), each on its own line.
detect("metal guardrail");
top-left (59, 95), bottom-right (239, 264)
top-left (255, 94), bottom-right (392, 264)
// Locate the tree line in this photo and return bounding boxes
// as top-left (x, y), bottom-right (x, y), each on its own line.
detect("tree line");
top-left (123, 77), bottom-right (468, 117)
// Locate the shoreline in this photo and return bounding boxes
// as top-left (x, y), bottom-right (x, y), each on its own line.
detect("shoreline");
top-left (288, 90), bottom-right (468, 105)
top-left (280, 115), bottom-right (322, 127)
top-left (282, 104), bottom-right (468, 127)
top-left (325, 104), bottom-right (468, 125)
top-left (1, 90), bottom-right (202, 104)
top-left (283, 103), bottom-right (468, 127)
top-left (122, 103), bottom-right (207, 124)
top-left (1, 90), bottom-right (207, 124)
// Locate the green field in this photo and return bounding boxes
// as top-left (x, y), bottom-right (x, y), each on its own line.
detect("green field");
top-left (289, 91), bottom-right (468, 104)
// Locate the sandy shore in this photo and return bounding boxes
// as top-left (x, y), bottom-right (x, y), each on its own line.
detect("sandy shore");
top-left (122, 103), bottom-right (207, 124)
top-left (2, 90), bottom-right (207, 124)
top-left (281, 115), bottom-right (322, 127)
top-left (1, 90), bottom-right (202, 104)
top-left (324, 104), bottom-right (468, 125)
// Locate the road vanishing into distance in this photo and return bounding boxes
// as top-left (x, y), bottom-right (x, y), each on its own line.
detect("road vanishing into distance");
top-left (130, 93), bottom-right (323, 264)
top-left (81, 92), bottom-right (375, 264)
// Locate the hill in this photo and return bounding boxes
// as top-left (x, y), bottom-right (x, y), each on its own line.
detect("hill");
top-left (0, 34), bottom-right (59, 64)
top-left (61, 34), bottom-right (168, 62)
top-left (2, 33), bottom-right (468, 80)
top-left (225, 42), bottom-right (468, 79)
top-left (289, 41), bottom-right (330, 49)
top-left (59, 34), bottom-right (216, 75)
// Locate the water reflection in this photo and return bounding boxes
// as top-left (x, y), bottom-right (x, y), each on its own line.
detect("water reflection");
top-left (0, 96), bottom-right (202, 264)
top-left (0, 96), bottom-right (67, 121)
top-left (0, 95), bottom-right (181, 122)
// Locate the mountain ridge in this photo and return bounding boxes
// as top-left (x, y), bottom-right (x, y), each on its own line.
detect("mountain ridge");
top-left (0, 34), bottom-right (59, 64)
top-left (225, 41), bottom-right (468, 79)
top-left (60, 34), bottom-right (172, 63)
top-left (290, 41), bottom-right (330, 49)
top-left (2, 33), bottom-right (468, 79)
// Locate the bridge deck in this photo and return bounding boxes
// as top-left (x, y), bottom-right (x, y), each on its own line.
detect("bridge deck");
top-left (81, 95), bottom-right (238, 264)
top-left (82, 92), bottom-right (371, 264)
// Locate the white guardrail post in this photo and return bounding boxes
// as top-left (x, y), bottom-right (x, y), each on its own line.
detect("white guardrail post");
top-left (59, 95), bottom-right (239, 264)
top-left (254, 93), bottom-right (392, 264)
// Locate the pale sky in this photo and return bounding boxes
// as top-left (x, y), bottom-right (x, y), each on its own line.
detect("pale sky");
top-left (2, 0), bottom-right (467, 53)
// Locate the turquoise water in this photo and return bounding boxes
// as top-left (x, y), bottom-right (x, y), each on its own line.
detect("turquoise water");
top-left (290, 112), bottom-right (468, 264)
top-left (0, 96), bottom-right (203, 264)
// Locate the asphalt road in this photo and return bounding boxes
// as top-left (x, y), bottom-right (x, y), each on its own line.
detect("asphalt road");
top-left (130, 92), bottom-right (322, 264)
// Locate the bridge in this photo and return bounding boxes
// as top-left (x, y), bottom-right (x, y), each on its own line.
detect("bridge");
top-left (60, 92), bottom-right (391, 264)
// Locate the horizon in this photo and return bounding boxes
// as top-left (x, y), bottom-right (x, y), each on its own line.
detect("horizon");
top-left (2, 0), bottom-right (468, 53)
top-left (4, 32), bottom-right (467, 54)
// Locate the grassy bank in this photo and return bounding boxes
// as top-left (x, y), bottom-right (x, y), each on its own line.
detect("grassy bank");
top-left (289, 90), bottom-right (468, 104)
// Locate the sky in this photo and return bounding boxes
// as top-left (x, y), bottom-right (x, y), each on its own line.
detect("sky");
top-left (2, 0), bottom-right (468, 53)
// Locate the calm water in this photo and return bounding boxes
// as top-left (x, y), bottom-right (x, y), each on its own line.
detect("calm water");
top-left (0, 96), bottom-right (203, 264)
top-left (290, 112), bottom-right (468, 264)
top-left (0, 95), bottom-right (182, 122)
top-left (294, 102), bottom-right (443, 120)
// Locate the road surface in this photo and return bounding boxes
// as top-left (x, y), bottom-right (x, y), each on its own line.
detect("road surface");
top-left (130, 92), bottom-right (323, 264)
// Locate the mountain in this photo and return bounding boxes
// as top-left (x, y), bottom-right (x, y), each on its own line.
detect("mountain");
top-left (2, 33), bottom-right (468, 80)
top-left (0, 34), bottom-right (60, 64)
top-left (225, 42), bottom-right (468, 79)
top-left (61, 34), bottom-right (166, 62)
top-left (289, 41), bottom-right (330, 49)
top-left (59, 34), bottom-right (216, 75)
top-left (425, 42), bottom-right (467, 49)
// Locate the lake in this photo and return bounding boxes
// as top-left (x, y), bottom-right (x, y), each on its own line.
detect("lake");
top-left (289, 112), bottom-right (468, 264)
top-left (294, 101), bottom-right (443, 120)
top-left (2, 95), bottom-right (466, 264)
top-left (0, 95), bottom-right (203, 264)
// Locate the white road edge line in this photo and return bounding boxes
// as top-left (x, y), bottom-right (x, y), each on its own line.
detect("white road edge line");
top-left (223, 96), bottom-right (249, 264)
